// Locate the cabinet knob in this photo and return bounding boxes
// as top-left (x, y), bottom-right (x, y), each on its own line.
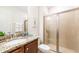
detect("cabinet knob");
top-left (27, 48), bottom-right (29, 51)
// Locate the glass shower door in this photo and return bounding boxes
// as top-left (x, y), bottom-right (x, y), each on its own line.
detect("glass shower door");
top-left (59, 9), bottom-right (79, 53)
top-left (44, 14), bottom-right (58, 52)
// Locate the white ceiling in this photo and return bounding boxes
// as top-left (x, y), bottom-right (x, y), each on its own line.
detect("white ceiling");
top-left (15, 6), bottom-right (55, 14)
top-left (16, 6), bottom-right (27, 13)
top-left (16, 6), bottom-right (54, 12)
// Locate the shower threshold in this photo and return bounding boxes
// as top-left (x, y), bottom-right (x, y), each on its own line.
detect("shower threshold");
top-left (48, 44), bottom-right (76, 53)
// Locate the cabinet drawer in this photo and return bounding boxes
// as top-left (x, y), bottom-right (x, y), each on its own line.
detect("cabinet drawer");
top-left (9, 46), bottom-right (24, 53)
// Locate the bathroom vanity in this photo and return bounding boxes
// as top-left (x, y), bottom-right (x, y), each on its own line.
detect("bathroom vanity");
top-left (0, 36), bottom-right (38, 53)
top-left (9, 39), bottom-right (38, 53)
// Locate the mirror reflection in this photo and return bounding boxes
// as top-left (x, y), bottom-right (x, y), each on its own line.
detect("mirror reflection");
top-left (0, 6), bottom-right (28, 41)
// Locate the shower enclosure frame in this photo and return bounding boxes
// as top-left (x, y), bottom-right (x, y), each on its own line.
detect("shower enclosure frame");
top-left (43, 7), bottom-right (79, 53)
top-left (43, 15), bottom-right (59, 53)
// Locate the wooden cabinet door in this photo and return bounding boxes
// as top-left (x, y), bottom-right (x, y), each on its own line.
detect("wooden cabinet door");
top-left (24, 39), bottom-right (38, 53)
top-left (9, 46), bottom-right (24, 53)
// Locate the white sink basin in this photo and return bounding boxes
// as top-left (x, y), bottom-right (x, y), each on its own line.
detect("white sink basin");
top-left (3, 39), bottom-right (27, 47)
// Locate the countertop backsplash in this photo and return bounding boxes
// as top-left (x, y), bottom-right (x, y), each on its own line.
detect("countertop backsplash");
top-left (0, 31), bottom-right (23, 43)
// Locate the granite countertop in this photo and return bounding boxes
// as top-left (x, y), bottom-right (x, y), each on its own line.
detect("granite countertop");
top-left (0, 35), bottom-right (38, 53)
